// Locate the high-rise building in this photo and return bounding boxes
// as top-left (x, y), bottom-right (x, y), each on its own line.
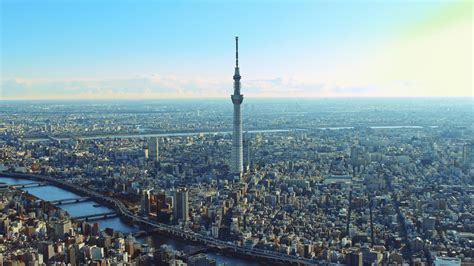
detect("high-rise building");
top-left (148, 137), bottom-right (159, 161)
top-left (67, 245), bottom-right (77, 265)
top-left (53, 219), bottom-right (71, 239)
top-left (141, 189), bottom-right (151, 215)
top-left (350, 146), bottom-right (367, 175)
top-left (143, 147), bottom-right (149, 160)
top-left (230, 36), bottom-right (244, 177)
top-left (173, 188), bottom-right (189, 223)
top-left (38, 241), bottom-right (55, 261)
top-left (462, 143), bottom-right (474, 169)
top-left (346, 249), bottom-right (363, 266)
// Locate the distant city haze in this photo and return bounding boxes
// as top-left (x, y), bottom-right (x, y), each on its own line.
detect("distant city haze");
top-left (0, 0), bottom-right (472, 99)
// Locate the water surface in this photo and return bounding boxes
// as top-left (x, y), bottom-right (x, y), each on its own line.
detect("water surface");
top-left (0, 176), bottom-right (260, 265)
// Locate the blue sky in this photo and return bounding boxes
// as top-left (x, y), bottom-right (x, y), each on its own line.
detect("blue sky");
top-left (1, 0), bottom-right (472, 99)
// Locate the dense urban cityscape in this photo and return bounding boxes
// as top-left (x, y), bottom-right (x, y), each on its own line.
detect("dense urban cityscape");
top-left (0, 95), bottom-right (472, 265)
top-left (1, 0), bottom-right (472, 265)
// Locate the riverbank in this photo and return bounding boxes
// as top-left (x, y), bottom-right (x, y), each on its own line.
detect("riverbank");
top-left (0, 173), bottom-right (263, 265)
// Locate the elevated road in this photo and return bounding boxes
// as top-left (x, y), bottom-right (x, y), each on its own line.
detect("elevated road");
top-left (2, 172), bottom-right (321, 265)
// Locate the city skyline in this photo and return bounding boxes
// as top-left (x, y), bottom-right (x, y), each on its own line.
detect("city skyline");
top-left (1, 98), bottom-right (472, 265)
top-left (0, 1), bottom-right (472, 264)
top-left (1, 0), bottom-right (472, 100)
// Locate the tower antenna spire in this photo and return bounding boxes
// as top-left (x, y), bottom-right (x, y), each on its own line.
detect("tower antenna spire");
top-left (235, 36), bottom-right (239, 67)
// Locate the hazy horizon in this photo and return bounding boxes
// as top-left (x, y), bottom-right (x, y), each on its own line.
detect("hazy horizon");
top-left (1, 0), bottom-right (472, 100)
top-left (1, 96), bottom-right (473, 102)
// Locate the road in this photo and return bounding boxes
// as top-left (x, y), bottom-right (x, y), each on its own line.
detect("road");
top-left (3, 172), bottom-right (322, 265)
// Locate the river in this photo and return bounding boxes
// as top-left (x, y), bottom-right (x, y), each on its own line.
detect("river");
top-left (0, 176), bottom-right (260, 266)
top-left (22, 129), bottom-right (295, 142)
top-left (19, 125), bottom-right (438, 142)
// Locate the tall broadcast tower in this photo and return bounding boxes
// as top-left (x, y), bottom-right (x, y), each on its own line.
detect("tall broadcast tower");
top-left (231, 36), bottom-right (244, 176)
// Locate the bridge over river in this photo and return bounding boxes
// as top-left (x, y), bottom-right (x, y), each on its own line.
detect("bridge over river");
top-left (2, 172), bottom-right (322, 265)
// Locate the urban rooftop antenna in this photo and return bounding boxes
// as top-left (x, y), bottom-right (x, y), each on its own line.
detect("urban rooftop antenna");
top-left (235, 36), bottom-right (239, 67)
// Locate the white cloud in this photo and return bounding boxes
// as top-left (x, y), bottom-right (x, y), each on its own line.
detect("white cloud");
top-left (1, 75), bottom-right (382, 100)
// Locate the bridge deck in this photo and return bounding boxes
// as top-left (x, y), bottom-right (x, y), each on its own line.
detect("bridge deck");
top-left (48, 197), bottom-right (91, 204)
top-left (11, 182), bottom-right (46, 188)
top-left (73, 211), bottom-right (117, 220)
top-left (2, 172), bottom-right (320, 265)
